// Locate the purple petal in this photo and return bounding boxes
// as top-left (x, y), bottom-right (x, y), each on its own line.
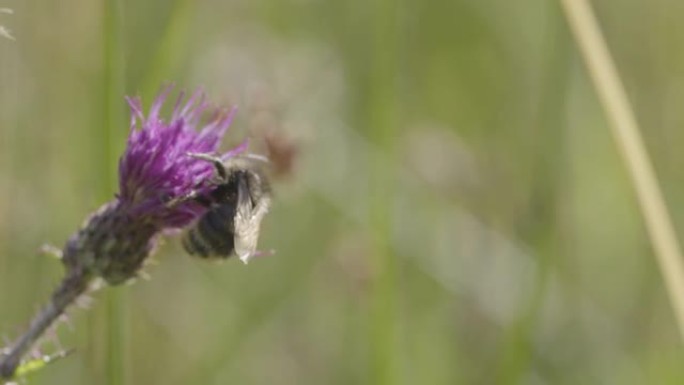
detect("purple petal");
top-left (117, 85), bottom-right (245, 228)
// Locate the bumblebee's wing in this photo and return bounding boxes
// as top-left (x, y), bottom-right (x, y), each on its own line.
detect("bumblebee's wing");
top-left (233, 176), bottom-right (271, 264)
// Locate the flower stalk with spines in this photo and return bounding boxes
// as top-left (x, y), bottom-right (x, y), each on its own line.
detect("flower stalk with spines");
top-left (0, 86), bottom-right (244, 380)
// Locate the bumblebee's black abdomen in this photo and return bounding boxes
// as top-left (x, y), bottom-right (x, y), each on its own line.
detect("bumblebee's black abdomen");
top-left (182, 229), bottom-right (211, 257)
top-left (182, 204), bottom-right (236, 258)
top-left (198, 205), bottom-right (235, 255)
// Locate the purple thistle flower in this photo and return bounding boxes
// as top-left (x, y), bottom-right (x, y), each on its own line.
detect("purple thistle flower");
top-left (119, 86), bottom-right (243, 228)
top-left (0, 85), bottom-right (246, 379)
top-left (63, 85), bottom-right (246, 284)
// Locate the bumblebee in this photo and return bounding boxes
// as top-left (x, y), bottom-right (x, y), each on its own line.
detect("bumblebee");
top-left (180, 153), bottom-right (272, 263)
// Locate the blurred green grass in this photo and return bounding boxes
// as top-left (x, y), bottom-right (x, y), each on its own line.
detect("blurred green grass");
top-left (2, 0), bottom-right (684, 384)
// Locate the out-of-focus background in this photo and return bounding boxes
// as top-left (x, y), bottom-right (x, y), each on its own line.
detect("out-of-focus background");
top-left (2, 0), bottom-right (684, 384)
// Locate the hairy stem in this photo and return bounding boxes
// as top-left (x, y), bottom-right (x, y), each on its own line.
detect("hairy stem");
top-left (0, 268), bottom-right (91, 379)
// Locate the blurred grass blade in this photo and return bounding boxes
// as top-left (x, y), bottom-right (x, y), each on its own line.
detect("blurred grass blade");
top-left (140, 0), bottom-right (195, 100)
top-left (560, 0), bottom-right (684, 341)
top-left (102, 0), bottom-right (127, 384)
top-left (368, 0), bottom-right (399, 381)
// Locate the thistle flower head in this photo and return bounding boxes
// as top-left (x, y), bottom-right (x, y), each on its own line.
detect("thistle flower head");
top-left (63, 85), bottom-right (245, 284)
top-left (119, 85), bottom-right (245, 228)
top-left (0, 85), bottom-right (249, 380)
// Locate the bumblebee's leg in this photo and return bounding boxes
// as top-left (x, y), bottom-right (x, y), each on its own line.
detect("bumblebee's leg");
top-left (242, 153), bottom-right (270, 164)
top-left (164, 189), bottom-right (200, 208)
top-left (165, 152), bottom-right (226, 209)
top-left (252, 249), bottom-right (276, 258)
top-left (186, 152), bottom-right (227, 181)
top-left (39, 244), bottom-right (63, 260)
top-left (251, 193), bottom-right (272, 222)
top-left (166, 153), bottom-right (228, 208)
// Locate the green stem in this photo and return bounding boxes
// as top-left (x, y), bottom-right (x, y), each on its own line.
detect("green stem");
top-left (0, 269), bottom-right (91, 379)
top-left (102, 0), bottom-right (126, 384)
top-left (140, 0), bottom-right (195, 100)
top-left (496, 4), bottom-right (572, 383)
top-left (368, 0), bottom-right (399, 383)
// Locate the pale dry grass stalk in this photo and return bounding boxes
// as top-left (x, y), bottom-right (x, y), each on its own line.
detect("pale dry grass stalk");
top-left (0, 7), bottom-right (14, 40)
top-left (560, 0), bottom-right (684, 340)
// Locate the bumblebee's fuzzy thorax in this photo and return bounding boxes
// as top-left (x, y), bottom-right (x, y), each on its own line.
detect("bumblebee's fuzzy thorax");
top-left (181, 155), bottom-right (272, 263)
